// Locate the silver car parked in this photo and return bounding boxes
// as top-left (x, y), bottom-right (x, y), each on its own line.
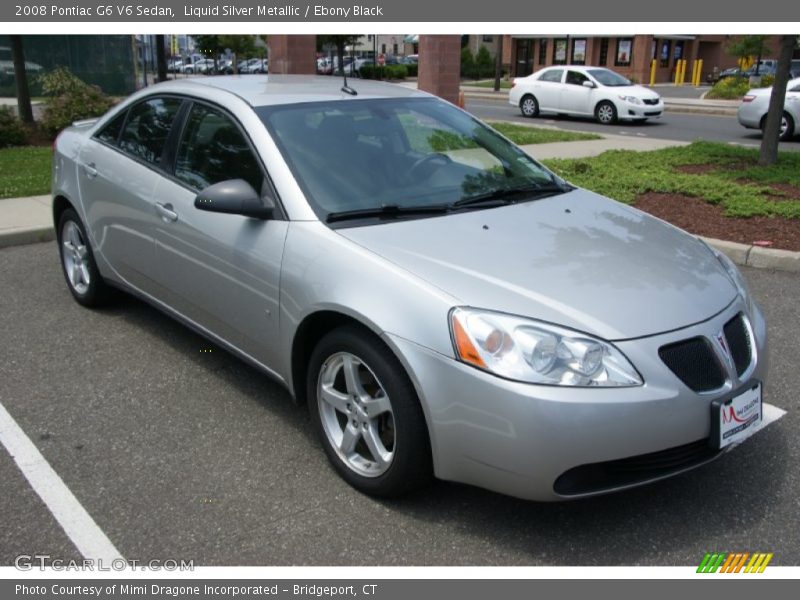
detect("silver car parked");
top-left (52, 76), bottom-right (780, 501)
top-left (737, 76), bottom-right (800, 141)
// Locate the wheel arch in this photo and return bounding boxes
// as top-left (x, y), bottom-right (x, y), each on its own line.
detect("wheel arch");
top-left (52, 194), bottom-right (75, 230)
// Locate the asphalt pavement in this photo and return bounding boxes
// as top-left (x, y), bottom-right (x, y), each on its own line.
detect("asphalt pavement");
top-left (0, 242), bottom-right (798, 566)
top-left (466, 97), bottom-right (800, 151)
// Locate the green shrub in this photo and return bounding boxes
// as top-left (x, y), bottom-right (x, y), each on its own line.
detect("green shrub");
top-left (706, 76), bottom-right (751, 99)
top-left (405, 63), bottom-right (418, 77)
top-left (385, 64), bottom-right (408, 80)
top-left (38, 67), bottom-right (115, 137)
top-left (0, 105), bottom-right (27, 147)
top-left (476, 46), bottom-right (494, 79)
top-left (460, 48), bottom-right (477, 79)
top-left (359, 64), bottom-right (375, 79)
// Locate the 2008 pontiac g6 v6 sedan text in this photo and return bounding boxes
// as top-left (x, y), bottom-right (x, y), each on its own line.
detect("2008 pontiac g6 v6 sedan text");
top-left (52, 75), bottom-right (783, 501)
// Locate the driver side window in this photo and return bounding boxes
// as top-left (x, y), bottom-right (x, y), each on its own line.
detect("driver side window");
top-left (566, 70), bottom-right (589, 86)
top-left (174, 103), bottom-right (264, 193)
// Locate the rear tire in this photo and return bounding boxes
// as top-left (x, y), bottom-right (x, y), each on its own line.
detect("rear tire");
top-left (519, 94), bottom-right (539, 118)
top-left (57, 208), bottom-right (113, 307)
top-left (595, 101), bottom-right (618, 125)
top-left (306, 326), bottom-right (433, 497)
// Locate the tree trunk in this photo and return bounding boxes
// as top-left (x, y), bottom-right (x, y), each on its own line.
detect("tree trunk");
top-left (493, 35), bottom-right (504, 92)
top-left (155, 35), bottom-right (168, 83)
top-left (9, 35), bottom-right (34, 124)
top-left (758, 35), bottom-right (796, 166)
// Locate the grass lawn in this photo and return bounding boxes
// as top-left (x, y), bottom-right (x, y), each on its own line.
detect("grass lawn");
top-left (543, 141), bottom-right (800, 219)
top-left (489, 122), bottom-right (601, 145)
top-left (467, 79), bottom-right (514, 90)
top-left (0, 146), bottom-right (51, 199)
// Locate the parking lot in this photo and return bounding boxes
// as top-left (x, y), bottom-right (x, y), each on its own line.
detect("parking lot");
top-left (0, 241), bottom-right (798, 566)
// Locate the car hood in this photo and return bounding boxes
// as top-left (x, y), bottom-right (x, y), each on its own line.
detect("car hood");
top-left (337, 189), bottom-right (737, 341)
top-left (613, 84), bottom-right (660, 101)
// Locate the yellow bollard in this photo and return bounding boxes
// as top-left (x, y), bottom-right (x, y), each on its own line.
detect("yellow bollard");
top-left (650, 59), bottom-right (657, 86)
top-left (690, 60), bottom-right (698, 86)
top-left (697, 59), bottom-right (704, 85)
top-left (680, 59), bottom-right (688, 85)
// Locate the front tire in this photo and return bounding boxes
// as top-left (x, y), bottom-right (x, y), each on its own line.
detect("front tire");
top-left (519, 94), bottom-right (539, 118)
top-left (595, 100), bottom-right (618, 125)
top-left (307, 326), bottom-right (432, 497)
top-left (57, 208), bottom-right (113, 307)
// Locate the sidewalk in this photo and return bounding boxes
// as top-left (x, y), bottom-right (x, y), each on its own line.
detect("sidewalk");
top-left (0, 195), bottom-right (54, 248)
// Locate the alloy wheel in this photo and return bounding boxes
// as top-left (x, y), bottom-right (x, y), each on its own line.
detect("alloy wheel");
top-left (317, 352), bottom-right (395, 477)
top-left (61, 220), bottom-right (91, 295)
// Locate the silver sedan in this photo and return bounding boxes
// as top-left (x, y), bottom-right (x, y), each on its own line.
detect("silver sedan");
top-left (737, 76), bottom-right (800, 141)
top-left (52, 75), bottom-right (781, 501)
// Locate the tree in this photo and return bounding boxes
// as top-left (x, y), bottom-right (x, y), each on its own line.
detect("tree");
top-left (219, 35), bottom-right (257, 74)
top-left (726, 35), bottom-right (770, 74)
top-left (154, 35), bottom-right (168, 83)
top-left (193, 35), bottom-right (224, 72)
top-left (758, 35), bottom-right (796, 166)
top-left (475, 46), bottom-right (493, 79)
top-left (493, 35), bottom-right (504, 92)
top-left (318, 35), bottom-right (359, 76)
top-left (9, 35), bottom-right (33, 124)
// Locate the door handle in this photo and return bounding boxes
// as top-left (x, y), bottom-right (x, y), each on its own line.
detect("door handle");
top-left (83, 162), bottom-right (98, 178)
top-left (155, 202), bottom-right (179, 223)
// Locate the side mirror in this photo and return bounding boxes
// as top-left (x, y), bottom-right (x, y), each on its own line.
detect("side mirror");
top-left (194, 179), bottom-right (275, 219)
top-left (582, 80), bottom-right (596, 89)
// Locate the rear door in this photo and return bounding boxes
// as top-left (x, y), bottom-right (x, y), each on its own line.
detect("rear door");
top-left (533, 68), bottom-right (565, 111)
top-left (150, 101), bottom-right (288, 368)
top-left (77, 96), bottom-right (185, 293)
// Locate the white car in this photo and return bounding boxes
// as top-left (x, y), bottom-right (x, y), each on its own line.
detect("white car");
top-left (737, 76), bottom-right (800, 141)
top-left (181, 59), bottom-right (216, 75)
top-left (509, 66), bottom-right (664, 124)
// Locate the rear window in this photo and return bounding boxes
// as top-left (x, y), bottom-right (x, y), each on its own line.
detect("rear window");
top-left (94, 111), bottom-right (126, 146)
top-left (118, 97), bottom-right (183, 167)
top-left (539, 69), bottom-right (563, 83)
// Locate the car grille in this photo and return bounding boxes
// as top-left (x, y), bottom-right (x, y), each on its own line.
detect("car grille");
top-left (643, 98), bottom-right (659, 105)
top-left (644, 111), bottom-right (662, 116)
top-left (723, 313), bottom-right (752, 376)
top-left (659, 337), bottom-right (725, 392)
top-left (554, 438), bottom-right (721, 496)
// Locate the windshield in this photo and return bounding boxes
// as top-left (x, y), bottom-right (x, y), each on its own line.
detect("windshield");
top-left (587, 69), bottom-right (632, 87)
top-left (256, 98), bottom-right (559, 221)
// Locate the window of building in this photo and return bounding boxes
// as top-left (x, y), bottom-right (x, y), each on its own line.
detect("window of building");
top-left (615, 38), bottom-right (633, 67)
top-left (599, 38), bottom-right (609, 66)
top-left (95, 111), bottom-right (127, 146)
top-left (539, 68), bottom-right (564, 83)
top-left (393, 43), bottom-right (398, 55)
top-left (482, 35), bottom-right (494, 43)
top-left (673, 40), bottom-right (685, 62)
top-left (118, 97), bottom-right (183, 167)
top-left (659, 39), bottom-right (671, 68)
top-left (381, 44), bottom-right (386, 54)
top-left (175, 104), bottom-right (263, 193)
top-left (571, 39), bottom-right (587, 65)
top-left (553, 39), bottom-right (568, 65)
top-left (538, 39), bottom-right (548, 65)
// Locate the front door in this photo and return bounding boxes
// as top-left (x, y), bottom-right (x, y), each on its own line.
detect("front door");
top-left (151, 101), bottom-right (288, 369)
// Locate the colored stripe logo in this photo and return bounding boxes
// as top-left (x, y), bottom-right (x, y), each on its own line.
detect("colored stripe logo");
top-left (697, 552), bottom-right (773, 573)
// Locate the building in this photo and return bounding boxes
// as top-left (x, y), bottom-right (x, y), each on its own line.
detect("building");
top-left (492, 35), bottom-right (796, 83)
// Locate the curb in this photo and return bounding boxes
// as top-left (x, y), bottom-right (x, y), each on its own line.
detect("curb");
top-left (700, 237), bottom-right (800, 273)
top-left (0, 226), bottom-right (55, 249)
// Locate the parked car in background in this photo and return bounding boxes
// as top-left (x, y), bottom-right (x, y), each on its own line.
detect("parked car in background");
top-left (353, 57), bottom-right (374, 76)
top-left (0, 46), bottom-right (43, 78)
top-left (510, 65), bottom-right (664, 124)
top-left (180, 58), bottom-right (216, 75)
top-left (51, 75), bottom-right (777, 502)
top-left (738, 76), bottom-right (800, 141)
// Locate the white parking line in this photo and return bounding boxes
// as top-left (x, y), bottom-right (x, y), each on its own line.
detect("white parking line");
top-left (0, 401), bottom-right (124, 563)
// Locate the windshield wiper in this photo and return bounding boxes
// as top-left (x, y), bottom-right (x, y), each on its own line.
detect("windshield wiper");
top-left (453, 182), bottom-right (571, 209)
top-left (326, 203), bottom-right (451, 223)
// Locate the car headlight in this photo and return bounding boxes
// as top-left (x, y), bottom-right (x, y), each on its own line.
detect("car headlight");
top-left (703, 242), bottom-right (754, 316)
top-left (619, 95), bottom-right (642, 105)
top-left (450, 308), bottom-right (643, 387)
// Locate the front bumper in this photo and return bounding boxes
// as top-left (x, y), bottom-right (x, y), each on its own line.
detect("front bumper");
top-left (621, 99), bottom-right (664, 120)
top-left (387, 298), bottom-right (771, 501)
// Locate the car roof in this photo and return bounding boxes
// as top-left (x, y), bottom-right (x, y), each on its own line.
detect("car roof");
top-left (149, 75), bottom-right (430, 107)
